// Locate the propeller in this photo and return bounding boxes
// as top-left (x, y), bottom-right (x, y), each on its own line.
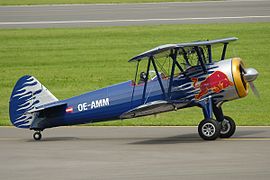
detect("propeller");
top-left (248, 81), bottom-right (260, 98)
top-left (240, 66), bottom-right (260, 98)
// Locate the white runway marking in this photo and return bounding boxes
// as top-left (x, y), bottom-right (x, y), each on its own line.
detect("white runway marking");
top-left (1, 15), bottom-right (269, 25)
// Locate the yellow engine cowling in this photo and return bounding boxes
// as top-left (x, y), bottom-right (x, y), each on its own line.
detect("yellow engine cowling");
top-left (231, 58), bottom-right (249, 98)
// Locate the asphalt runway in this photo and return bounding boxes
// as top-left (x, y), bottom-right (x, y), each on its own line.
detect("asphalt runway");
top-left (0, 0), bottom-right (269, 28)
top-left (0, 126), bottom-right (269, 180)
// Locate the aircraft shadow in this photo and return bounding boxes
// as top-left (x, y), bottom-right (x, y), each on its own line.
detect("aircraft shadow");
top-left (130, 133), bottom-right (203, 145)
top-left (24, 130), bottom-right (266, 143)
top-left (25, 135), bottom-right (202, 143)
top-left (130, 130), bottom-right (267, 145)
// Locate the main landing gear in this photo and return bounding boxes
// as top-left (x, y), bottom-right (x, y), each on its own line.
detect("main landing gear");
top-left (198, 96), bottom-right (236, 140)
top-left (198, 117), bottom-right (236, 140)
top-left (33, 131), bottom-right (42, 141)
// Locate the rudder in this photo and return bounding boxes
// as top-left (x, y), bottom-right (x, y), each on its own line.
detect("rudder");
top-left (9, 75), bottom-right (58, 128)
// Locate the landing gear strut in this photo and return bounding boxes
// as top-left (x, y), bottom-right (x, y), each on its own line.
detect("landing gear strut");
top-left (33, 131), bottom-right (42, 141)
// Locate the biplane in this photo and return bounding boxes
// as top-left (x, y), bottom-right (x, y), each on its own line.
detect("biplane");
top-left (9, 37), bottom-right (259, 141)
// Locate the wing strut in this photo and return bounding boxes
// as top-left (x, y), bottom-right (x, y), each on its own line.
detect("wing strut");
top-left (142, 57), bottom-right (151, 103)
top-left (131, 61), bottom-right (140, 106)
top-left (180, 47), bottom-right (191, 66)
top-left (207, 45), bottom-right (212, 63)
top-left (221, 43), bottom-right (228, 60)
top-left (194, 46), bottom-right (207, 73)
top-left (175, 59), bottom-right (186, 76)
top-left (168, 49), bottom-right (178, 98)
top-left (142, 56), bottom-right (167, 103)
top-left (151, 56), bottom-right (166, 99)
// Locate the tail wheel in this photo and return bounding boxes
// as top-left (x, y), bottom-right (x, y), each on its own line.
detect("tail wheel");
top-left (33, 131), bottom-right (42, 141)
top-left (198, 119), bottom-right (221, 140)
top-left (220, 116), bottom-right (236, 138)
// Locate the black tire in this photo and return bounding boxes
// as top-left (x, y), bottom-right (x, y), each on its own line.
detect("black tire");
top-left (198, 119), bottom-right (221, 140)
top-left (33, 131), bottom-right (42, 141)
top-left (220, 116), bottom-right (236, 138)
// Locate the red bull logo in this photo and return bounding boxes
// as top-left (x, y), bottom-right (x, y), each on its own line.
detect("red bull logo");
top-left (191, 71), bottom-right (234, 100)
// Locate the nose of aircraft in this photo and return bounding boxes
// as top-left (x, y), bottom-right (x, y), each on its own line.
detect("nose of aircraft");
top-left (231, 58), bottom-right (259, 99)
top-left (243, 68), bottom-right (259, 82)
top-left (242, 67), bottom-right (260, 98)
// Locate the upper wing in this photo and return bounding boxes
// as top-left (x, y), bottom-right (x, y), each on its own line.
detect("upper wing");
top-left (128, 37), bottom-right (238, 62)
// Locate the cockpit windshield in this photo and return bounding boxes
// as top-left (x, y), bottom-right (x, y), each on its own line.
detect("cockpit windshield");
top-left (134, 55), bottom-right (175, 85)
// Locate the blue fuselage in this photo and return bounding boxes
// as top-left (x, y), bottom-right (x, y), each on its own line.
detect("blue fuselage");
top-left (33, 59), bottom-right (238, 130)
top-left (54, 79), bottom-right (172, 126)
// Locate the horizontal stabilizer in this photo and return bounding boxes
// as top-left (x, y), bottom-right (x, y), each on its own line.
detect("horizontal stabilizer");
top-left (28, 102), bottom-right (67, 113)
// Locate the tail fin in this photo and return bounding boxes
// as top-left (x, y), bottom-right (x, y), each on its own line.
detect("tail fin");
top-left (9, 75), bottom-right (58, 128)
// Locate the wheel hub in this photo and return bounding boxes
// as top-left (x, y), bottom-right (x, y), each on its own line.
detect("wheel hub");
top-left (221, 120), bottom-right (231, 134)
top-left (202, 123), bottom-right (216, 137)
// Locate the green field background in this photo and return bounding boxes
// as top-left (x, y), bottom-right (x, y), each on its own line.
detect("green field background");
top-left (0, 23), bottom-right (269, 126)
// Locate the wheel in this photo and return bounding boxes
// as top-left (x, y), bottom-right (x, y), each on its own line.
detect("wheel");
top-left (198, 119), bottom-right (221, 140)
top-left (220, 116), bottom-right (236, 138)
top-left (33, 131), bottom-right (42, 141)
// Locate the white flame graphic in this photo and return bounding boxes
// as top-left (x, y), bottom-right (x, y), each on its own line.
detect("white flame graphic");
top-left (12, 76), bottom-right (58, 128)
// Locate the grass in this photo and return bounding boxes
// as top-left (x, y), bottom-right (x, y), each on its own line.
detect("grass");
top-left (0, 0), bottom-right (217, 6)
top-left (0, 22), bottom-right (269, 126)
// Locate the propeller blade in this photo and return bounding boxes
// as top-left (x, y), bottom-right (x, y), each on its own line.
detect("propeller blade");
top-left (240, 64), bottom-right (246, 74)
top-left (248, 81), bottom-right (260, 98)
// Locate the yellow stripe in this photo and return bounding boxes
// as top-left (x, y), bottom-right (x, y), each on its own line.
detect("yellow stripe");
top-left (223, 138), bottom-right (270, 141)
top-left (231, 57), bottom-right (248, 98)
